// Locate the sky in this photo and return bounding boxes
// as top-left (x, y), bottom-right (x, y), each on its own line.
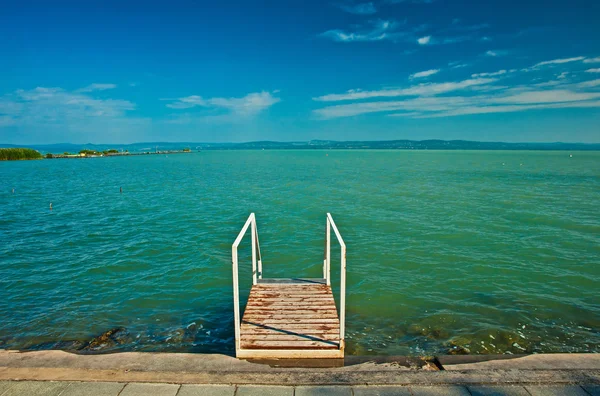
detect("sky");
top-left (1, 0), bottom-right (599, 144)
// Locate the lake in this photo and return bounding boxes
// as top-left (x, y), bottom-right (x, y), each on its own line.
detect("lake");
top-left (1, 150), bottom-right (598, 356)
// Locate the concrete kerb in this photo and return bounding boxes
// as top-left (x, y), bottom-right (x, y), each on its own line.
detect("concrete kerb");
top-left (0, 351), bottom-right (599, 387)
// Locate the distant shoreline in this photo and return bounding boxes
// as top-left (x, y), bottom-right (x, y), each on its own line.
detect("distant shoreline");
top-left (2, 139), bottom-right (600, 154)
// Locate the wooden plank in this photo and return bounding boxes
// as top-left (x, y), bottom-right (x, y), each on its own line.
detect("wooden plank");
top-left (249, 293), bottom-right (333, 298)
top-left (243, 308), bottom-right (338, 314)
top-left (245, 305), bottom-right (337, 311)
top-left (236, 348), bottom-right (343, 359)
top-left (241, 340), bottom-right (339, 349)
top-left (244, 314), bottom-right (339, 323)
top-left (247, 297), bottom-right (336, 303)
top-left (246, 301), bottom-right (335, 310)
top-left (243, 318), bottom-right (340, 324)
top-left (252, 285), bottom-right (332, 290)
top-left (254, 283), bottom-right (329, 287)
top-left (240, 330), bottom-right (340, 337)
top-left (241, 334), bottom-right (339, 342)
top-left (252, 289), bottom-right (332, 293)
top-left (241, 323), bottom-right (339, 331)
top-left (257, 278), bottom-right (326, 285)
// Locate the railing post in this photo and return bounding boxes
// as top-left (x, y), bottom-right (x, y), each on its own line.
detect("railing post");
top-left (232, 246), bottom-right (241, 352)
top-left (251, 213), bottom-right (257, 285)
top-left (326, 215), bottom-right (331, 286)
top-left (340, 244), bottom-right (346, 352)
top-left (255, 219), bottom-right (262, 280)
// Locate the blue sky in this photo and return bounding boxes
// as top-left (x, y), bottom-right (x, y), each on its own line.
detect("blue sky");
top-left (1, 0), bottom-right (599, 144)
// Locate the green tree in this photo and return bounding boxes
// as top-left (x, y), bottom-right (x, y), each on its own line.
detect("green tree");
top-left (0, 148), bottom-right (43, 161)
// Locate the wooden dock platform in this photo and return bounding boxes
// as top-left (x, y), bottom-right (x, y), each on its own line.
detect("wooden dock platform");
top-left (232, 214), bottom-right (346, 360)
top-left (238, 279), bottom-right (342, 359)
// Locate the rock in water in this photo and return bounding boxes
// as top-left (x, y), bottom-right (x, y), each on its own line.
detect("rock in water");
top-left (83, 327), bottom-right (129, 351)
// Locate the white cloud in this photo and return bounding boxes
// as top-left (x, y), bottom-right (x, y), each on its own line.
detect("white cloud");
top-left (585, 68), bottom-right (600, 73)
top-left (339, 2), bottom-right (377, 14)
top-left (76, 83), bottom-right (117, 93)
top-left (485, 50), bottom-right (502, 57)
top-left (312, 61), bottom-right (600, 119)
top-left (491, 90), bottom-right (600, 104)
top-left (0, 86), bottom-right (144, 140)
top-left (417, 35), bottom-right (431, 45)
top-left (532, 56), bottom-right (585, 68)
top-left (321, 20), bottom-right (404, 42)
top-left (165, 91), bottom-right (280, 116)
top-left (449, 61), bottom-right (469, 69)
top-left (583, 57), bottom-right (600, 64)
top-left (410, 69), bottom-right (440, 79)
top-left (313, 78), bottom-right (496, 102)
top-left (578, 79), bottom-right (600, 88)
top-left (471, 69), bottom-right (516, 78)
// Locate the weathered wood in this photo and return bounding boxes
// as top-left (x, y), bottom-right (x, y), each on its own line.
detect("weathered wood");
top-left (241, 329), bottom-right (339, 336)
top-left (257, 278), bottom-right (327, 285)
top-left (241, 334), bottom-right (340, 341)
top-left (239, 282), bottom-right (341, 359)
top-left (241, 340), bottom-right (339, 349)
top-left (241, 323), bottom-right (339, 331)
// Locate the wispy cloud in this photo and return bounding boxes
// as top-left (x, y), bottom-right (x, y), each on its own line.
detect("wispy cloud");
top-left (76, 83), bottom-right (117, 93)
top-left (165, 91), bottom-right (280, 116)
top-left (320, 20), bottom-right (404, 42)
top-left (585, 68), bottom-right (600, 73)
top-left (322, 17), bottom-right (490, 46)
top-left (417, 35), bottom-right (431, 45)
top-left (410, 69), bottom-right (440, 79)
top-left (339, 2), bottom-right (377, 14)
top-left (578, 79), bottom-right (600, 88)
top-left (471, 69), bottom-right (516, 78)
top-left (484, 50), bottom-right (507, 57)
top-left (385, 0), bottom-right (435, 3)
top-left (313, 78), bottom-right (496, 102)
top-left (0, 86), bottom-right (142, 137)
top-left (312, 59), bottom-right (600, 119)
top-left (583, 57), bottom-right (600, 64)
top-left (449, 61), bottom-right (469, 69)
top-left (532, 56), bottom-right (585, 68)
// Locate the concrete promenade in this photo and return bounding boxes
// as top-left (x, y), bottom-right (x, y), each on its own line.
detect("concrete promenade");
top-left (0, 351), bottom-right (599, 395)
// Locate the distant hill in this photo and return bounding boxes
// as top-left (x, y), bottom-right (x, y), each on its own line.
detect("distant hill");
top-left (1, 140), bottom-right (599, 153)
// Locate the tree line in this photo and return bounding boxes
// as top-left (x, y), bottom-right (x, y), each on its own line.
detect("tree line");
top-left (0, 148), bottom-right (43, 161)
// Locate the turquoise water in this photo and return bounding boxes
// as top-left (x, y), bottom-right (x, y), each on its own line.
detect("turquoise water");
top-left (1, 150), bottom-right (599, 356)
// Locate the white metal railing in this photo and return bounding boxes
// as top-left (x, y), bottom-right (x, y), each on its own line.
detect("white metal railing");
top-left (231, 213), bottom-right (262, 352)
top-left (231, 213), bottom-right (345, 354)
top-left (324, 213), bottom-right (347, 352)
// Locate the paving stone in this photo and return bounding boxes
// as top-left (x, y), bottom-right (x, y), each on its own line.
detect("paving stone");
top-left (59, 382), bottom-right (125, 396)
top-left (236, 385), bottom-right (294, 396)
top-left (525, 385), bottom-right (590, 396)
top-left (119, 383), bottom-right (180, 396)
top-left (410, 386), bottom-right (471, 396)
top-left (1, 381), bottom-right (70, 396)
top-left (295, 386), bottom-right (352, 396)
top-left (582, 385), bottom-right (600, 396)
top-left (353, 385), bottom-right (412, 395)
top-left (0, 382), bottom-right (15, 396)
top-left (468, 385), bottom-right (530, 396)
top-left (177, 384), bottom-right (236, 396)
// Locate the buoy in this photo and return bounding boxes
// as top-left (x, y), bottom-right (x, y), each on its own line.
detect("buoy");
top-left (49, 203), bottom-right (53, 210)
top-left (569, 154), bottom-right (573, 158)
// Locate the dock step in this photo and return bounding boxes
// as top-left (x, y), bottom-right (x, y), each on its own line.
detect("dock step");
top-left (232, 213), bottom-right (346, 359)
top-left (238, 282), bottom-right (342, 359)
